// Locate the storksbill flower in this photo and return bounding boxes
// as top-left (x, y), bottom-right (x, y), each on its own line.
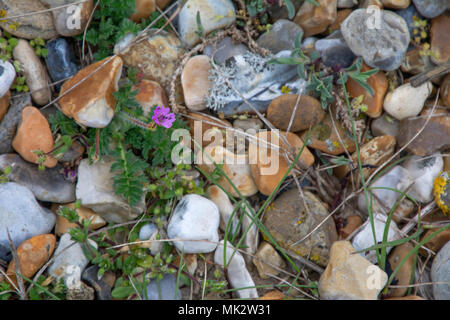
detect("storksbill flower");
top-left (152, 105), bottom-right (175, 129)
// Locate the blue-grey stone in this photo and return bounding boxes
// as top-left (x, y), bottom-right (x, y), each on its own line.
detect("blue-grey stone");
top-left (45, 38), bottom-right (80, 90)
top-left (341, 9), bottom-right (410, 71)
top-left (396, 4), bottom-right (424, 37)
top-left (0, 154), bottom-right (76, 203)
top-left (145, 273), bottom-right (181, 300)
top-left (315, 30), bottom-right (356, 68)
top-left (412, 0), bottom-right (448, 19)
top-left (208, 50), bottom-right (305, 116)
top-left (139, 223), bottom-right (158, 241)
top-left (0, 182), bottom-right (56, 262)
top-left (431, 241), bottom-right (450, 300)
top-left (82, 265), bottom-right (112, 300)
top-left (257, 19), bottom-right (304, 54)
top-left (203, 36), bottom-right (248, 65)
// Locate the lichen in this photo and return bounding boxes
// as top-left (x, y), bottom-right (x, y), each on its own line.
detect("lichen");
top-left (206, 51), bottom-right (274, 112)
top-left (434, 171), bottom-right (450, 216)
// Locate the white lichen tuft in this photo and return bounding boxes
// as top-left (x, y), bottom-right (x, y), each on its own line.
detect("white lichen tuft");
top-left (206, 51), bottom-right (274, 112)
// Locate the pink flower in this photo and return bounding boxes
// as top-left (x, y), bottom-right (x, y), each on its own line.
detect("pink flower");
top-left (152, 106), bottom-right (175, 129)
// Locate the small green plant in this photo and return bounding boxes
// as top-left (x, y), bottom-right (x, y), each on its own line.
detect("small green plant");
top-left (0, 33), bottom-right (17, 61)
top-left (27, 276), bottom-right (67, 300)
top-left (10, 60), bottom-right (29, 93)
top-left (0, 280), bottom-right (14, 300)
top-left (29, 37), bottom-right (48, 58)
top-left (0, 165), bottom-right (11, 183)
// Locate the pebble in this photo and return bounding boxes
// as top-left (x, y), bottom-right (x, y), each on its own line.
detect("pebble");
top-left (6, 234), bottom-right (56, 287)
top-left (335, 135), bottom-right (396, 181)
top-left (177, 0), bottom-right (236, 47)
top-left (300, 112), bottom-right (356, 155)
top-left (260, 290), bottom-right (285, 300)
top-left (130, 0), bottom-right (172, 22)
top-left (167, 194), bottom-right (220, 253)
top-left (66, 281), bottom-right (95, 300)
top-left (431, 241), bottom-right (450, 300)
top-left (233, 118), bottom-right (263, 131)
top-left (397, 112), bottom-right (450, 156)
top-left (411, 0), bottom-right (448, 19)
top-left (430, 14), bottom-right (450, 65)
top-left (329, 9), bottom-right (353, 32)
top-left (59, 56), bottom-right (123, 128)
top-left (339, 215), bottom-right (363, 239)
top-left (241, 205), bottom-right (259, 264)
top-left (0, 0), bottom-right (58, 40)
top-left (396, 4), bottom-right (424, 37)
top-left (346, 63), bottom-right (388, 118)
top-left (301, 36), bottom-right (318, 54)
top-left (40, 0), bottom-right (94, 37)
top-left (341, 9), bottom-right (410, 71)
top-left (256, 19), bottom-right (304, 54)
top-left (0, 153), bottom-right (75, 203)
top-left (267, 94), bottom-right (325, 132)
top-left (318, 240), bottom-right (388, 300)
top-left (0, 91), bottom-right (10, 122)
top-left (358, 166), bottom-right (415, 222)
top-left (207, 185), bottom-right (240, 236)
top-left (12, 106), bottom-right (57, 168)
top-left (263, 189), bottom-right (338, 267)
top-left (197, 145), bottom-right (258, 197)
top-left (352, 213), bottom-right (401, 263)
top-left (138, 222), bottom-right (163, 255)
top-left (134, 79), bottom-right (169, 116)
top-left (0, 182), bottom-right (56, 262)
top-left (182, 55), bottom-right (211, 111)
top-left (116, 29), bottom-right (185, 97)
top-left (186, 112), bottom-right (232, 148)
top-left (401, 48), bottom-right (435, 75)
top-left (403, 154), bottom-right (443, 203)
top-left (371, 113), bottom-right (399, 137)
top-left (145, 273), bottom-right (181, 300)
top-left (381, 0), bottom-right (410, 9)
top-left (212, 51), bottom-right (301, 117)
top-left (12, 40), bottom-right (52, 105)
top-left (294, 0), bottom-right (338, 37)
top-left (253, 242), bottom-right (285, 279)
top-left (267, 0), bottom-right (303, 21)
top-left (388, 241), bottom-right (416, 297)
top-left (385, 295), bottom-right (425, 300)
top-left (0, 60), bottom-right (15, 98)
top-left (76, 158), bottom-right (146, 223)
top-left (82, 265), bottom-right (112, 300)
top-left (0, 94), bottom-right (31, 154)
top-left (58, 140), bottom-right (85, 165)
top-left (359, 0), bottom-right (383, 8)
top-left (49, 233), bottom-right (97, 288)
top-left (441, 74), bottom-right (450, 109)
top-left (315, 30), bottom-right (356, 68)
top-left (214, 240), bottom-right (258, 299)
top-left (420, 227), bottom-right (450, 254)
top-left (383, 81), bottom-right (432, 120)
top-left (338, 0), bottom-right (358, 8)
top-left (52, 203), bottom-right (106, 236)
top-left (434, 171), bottom-right (450, 216)
top-left (45, 38), bottom-right (80, 91)
top-left (203, 36), bottom-right (248, 65)
top-left (249, 131), bottom-right (314, 196)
